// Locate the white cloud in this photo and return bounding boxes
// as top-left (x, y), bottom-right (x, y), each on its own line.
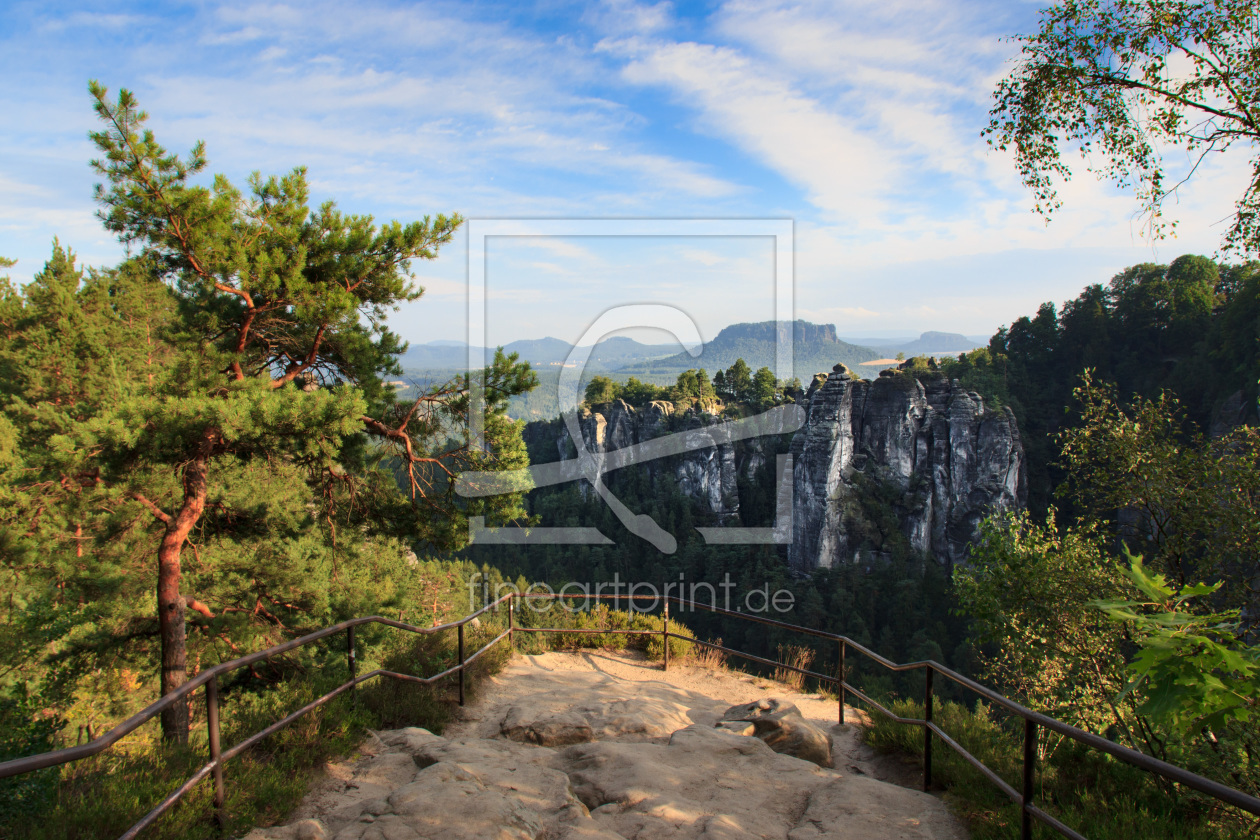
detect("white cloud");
top-left (202, 25), bottom-right (266, 45)
top-left (586, 0), bottom-right (676, 35)
top-left (609, 37), bottom-right (898, 222)
top-left (40, 12), bottom-right (149, 32)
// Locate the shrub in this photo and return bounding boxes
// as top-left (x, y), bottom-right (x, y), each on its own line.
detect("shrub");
top-left (859, 697), bottom-right (1241, 840)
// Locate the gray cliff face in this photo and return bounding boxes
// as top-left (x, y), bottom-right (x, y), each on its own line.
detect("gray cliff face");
top-left (789, 371), bottom-right (1025, 571)
top-left (556, 400), bottom-right (743, 519)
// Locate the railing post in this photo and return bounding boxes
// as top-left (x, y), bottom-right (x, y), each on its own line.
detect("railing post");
top-left (1022, 718), bottom-right (1037, 840)
top-left (838, 640), bottom-right (846, 724)
top-left (206, 674), bottom-right (225, 828)
top-left (457, 622), bottom-right (466, 707)
top-left (923, 666), bottom-right (934, 792)
top-left (508, 596), bottom-right (514, 649)
top-left (662, 601), bottom-right (670, 672)
top-left (347, 625), bottom-right (357, 710)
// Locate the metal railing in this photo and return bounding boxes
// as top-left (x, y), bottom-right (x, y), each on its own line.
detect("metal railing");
top-left (3, 590), bottom-right (1259, 840)
top-left (513, 592), bottom-right (1260, 840)
top-left (0, 595), bottom-right (513, 840)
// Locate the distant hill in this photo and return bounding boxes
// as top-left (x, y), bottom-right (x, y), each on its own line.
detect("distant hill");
top-left (400, 342), bottom-right (484, 369)
top-left (617, 320), bottom-right (879, 380)
top-left (401, 336), bottom-right (681, 372)
top-left (399, 321), bottom-right (885, 421)
top-left (875, 331), bottom-right (987, 357)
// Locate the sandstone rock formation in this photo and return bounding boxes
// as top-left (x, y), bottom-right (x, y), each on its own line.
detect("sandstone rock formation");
top-left (719, 697), bottom-right (833, 768)
top-left (242, 652), bottom-right (968, 840)
top-left (498, 686), bottom-right (693, 747)
top-left (553, 399), bottom-right (749, 520)
top-left (790, 368), bottom-right (1025, 570)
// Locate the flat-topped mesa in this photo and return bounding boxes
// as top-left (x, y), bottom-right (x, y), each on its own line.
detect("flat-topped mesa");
top-left (557, 398), bottom-right (742, 519)
top-left (715, 319), bottom-right (839, 344)
top-left (789, 367), bottom-right (1026, 571)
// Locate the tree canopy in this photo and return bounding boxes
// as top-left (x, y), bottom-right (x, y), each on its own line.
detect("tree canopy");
top-left (985, 0), bottom-right (1260, 255)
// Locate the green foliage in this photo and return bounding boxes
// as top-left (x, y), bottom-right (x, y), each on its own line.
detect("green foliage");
top-left (936, 348), bottom-right (1009, 409)
top-left (0, 81), bottom-right (537, 759)
top-left (620, 376), bottom-right (668, 406)
top-left (584, 375), bottom-right (620, 406)
top-left (581, 374), bottom-right (674, 410)
top-left (861, 697), bottom-right (1229, 840)
top-left (1059, 373), bottom-right (1260, 603)
top-left (507, 601), bottom-right (693, 662)
top-left (1093, 553), bottom-right (1260, 738)
top-left (960, 370), bottom-right (1260, 832)
top-left (0, 556), bottom-right (513, 839)
top-left (984, 0), bottom-right (1260, 256)
top-left (954, 512), bottom-right (1150, 746)
top-left (668, 368), bottom-right (717, 406)
top-left (751, 366), bottom-right (778, 408)
top-left (720, 358), bottom-right (752, 402)
top-left (580, 359), bottom-right (788, 414)
top-left (0, 684), bottom-right (64, 822)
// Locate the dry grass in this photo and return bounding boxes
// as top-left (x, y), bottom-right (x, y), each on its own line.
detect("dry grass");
top-left (773, 644), bottom-right (815, 690)
top-left (687, 637), bottom-right (729, 670)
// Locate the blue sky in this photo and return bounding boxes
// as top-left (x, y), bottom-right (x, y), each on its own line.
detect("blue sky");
top-left (1, 0), bottom-right (1250, 348)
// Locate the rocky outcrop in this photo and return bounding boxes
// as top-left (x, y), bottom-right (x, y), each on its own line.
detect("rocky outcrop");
top-left (790, 367), bottom-right (1025, 571)
top-left (553, 399), bottom-right (745, 519)
top-left (719, 698), bottom-right (833, 768)
top-left (242, 652), bottom-right (968, 840)
top-left (499, 685), bottom-right (694, 746)
top-left (1211, 389), bottom-right (1260, 438)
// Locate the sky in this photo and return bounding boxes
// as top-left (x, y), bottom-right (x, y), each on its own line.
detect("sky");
top-left (1, 0), bottom-right (1252, 349)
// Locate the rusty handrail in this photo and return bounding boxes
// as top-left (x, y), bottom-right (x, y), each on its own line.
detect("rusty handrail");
top-left (0, 594), bottom-right (514, 839)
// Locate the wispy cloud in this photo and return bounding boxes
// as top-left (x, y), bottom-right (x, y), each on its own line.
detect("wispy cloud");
top-left (607, 36), bottom-right (898, 222)
top-left (40, 11), bottom-right (150, 32)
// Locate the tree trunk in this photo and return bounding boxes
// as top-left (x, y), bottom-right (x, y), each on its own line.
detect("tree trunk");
top-left (158, 433), bottom-right (215, 742)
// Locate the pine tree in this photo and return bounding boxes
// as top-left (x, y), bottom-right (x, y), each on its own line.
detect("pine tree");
top-left (5, 83), bottom-right (538, 742)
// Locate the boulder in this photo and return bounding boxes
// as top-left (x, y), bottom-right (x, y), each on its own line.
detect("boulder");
top-left (719, 697), bottom-right (833, 768)
top-left (501, 707), bottom-right (594, 747)
top-left (562, 723), bottom-right (837, 838)
top-left (240, 819), bottom-right (328, 840)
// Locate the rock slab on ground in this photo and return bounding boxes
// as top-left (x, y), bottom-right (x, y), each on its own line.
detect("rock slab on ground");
top-left (241, 651), bottom-right (967, 840)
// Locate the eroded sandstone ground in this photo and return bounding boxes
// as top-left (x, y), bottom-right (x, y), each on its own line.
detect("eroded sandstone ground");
top-left (242, 651), bottom-right (967, 840)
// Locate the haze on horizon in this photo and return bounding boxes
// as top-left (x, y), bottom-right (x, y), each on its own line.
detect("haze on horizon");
top-left (2, 1), bottom-right (1249, 348)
